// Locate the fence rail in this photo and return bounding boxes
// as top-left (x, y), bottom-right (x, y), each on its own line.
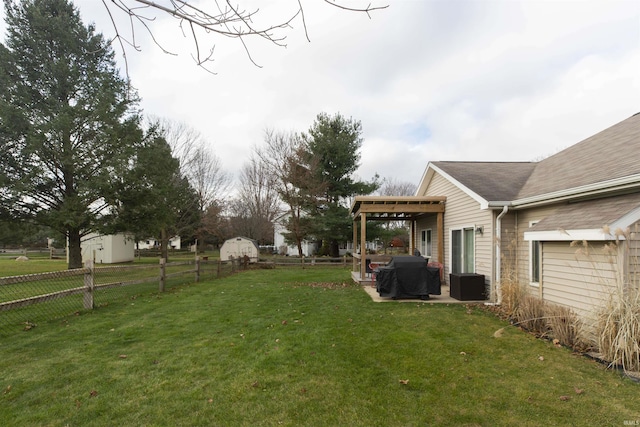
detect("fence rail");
top-left (1, 256), bottom-right (352, 332)
top-left (256, 256), bottom-right (349, 267)
top-left (0, 247), bottom-right (67, 260)
top-left (0, 257), bottom-right (251, 332)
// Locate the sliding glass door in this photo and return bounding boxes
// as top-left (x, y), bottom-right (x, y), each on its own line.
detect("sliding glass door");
top-left (451, 227), bottom-right (475, 274)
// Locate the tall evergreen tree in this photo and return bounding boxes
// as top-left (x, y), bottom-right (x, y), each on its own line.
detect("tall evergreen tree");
top-left (107, 134), bottom-right (200, 261)
top-left (302, 113), bottom-right (379, 257)
top-left (0, 0), bottom-right (142, 268)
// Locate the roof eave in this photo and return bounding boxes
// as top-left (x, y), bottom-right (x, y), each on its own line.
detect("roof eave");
top-left (511, 174), bottom-right (640, 209)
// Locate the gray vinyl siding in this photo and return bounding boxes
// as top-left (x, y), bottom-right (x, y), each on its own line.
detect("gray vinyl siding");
top-left (499, 211), bottom-right (518, 280)
top-left (414, 217), bottom-right (438, 261)
top-left (514, 205), bottom-right (558, 286)
top-left (541, 241), bottom-right (620, 326)
top-left (421, 173), bottom-right (493, 285)
top-left (628, 221), bottom-right (640, 287)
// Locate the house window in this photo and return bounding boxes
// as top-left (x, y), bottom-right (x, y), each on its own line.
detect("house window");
top-left (451, 227), bottom-right (475, 274)
top-left (420, 229), bottom-right (432, 257)
top-left (529, 221), bottom-right (541, 286)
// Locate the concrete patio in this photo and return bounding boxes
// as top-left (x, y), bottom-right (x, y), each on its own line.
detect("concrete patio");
top-left (360, 282), bottom-right (487, 304)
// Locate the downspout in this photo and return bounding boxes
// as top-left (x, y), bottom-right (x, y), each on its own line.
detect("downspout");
top-left (488, 205), bottom-right (509, 306)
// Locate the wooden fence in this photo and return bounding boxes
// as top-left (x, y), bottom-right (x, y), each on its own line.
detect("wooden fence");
top-left (256, 256), bottom-right (349, 268)
top-left (0, 248), bottom-right (67, 260)
top-left (0, 257), bottom-right (351, 320)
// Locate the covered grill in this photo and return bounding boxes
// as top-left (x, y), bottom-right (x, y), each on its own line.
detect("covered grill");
top-left (375, 255), bottom-right (442, 299)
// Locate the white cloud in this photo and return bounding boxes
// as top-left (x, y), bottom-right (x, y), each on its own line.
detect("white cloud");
top-left (2, 0), bottom-right (639, 188)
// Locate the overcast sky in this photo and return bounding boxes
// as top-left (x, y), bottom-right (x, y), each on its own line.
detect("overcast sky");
top-left (2, 0), bottom-right (639, 193)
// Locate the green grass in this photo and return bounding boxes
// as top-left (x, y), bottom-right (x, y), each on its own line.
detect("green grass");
top-left (1, 267), bottom-right (639, 426)
top-left (0, 258), bottom-right (69, 277)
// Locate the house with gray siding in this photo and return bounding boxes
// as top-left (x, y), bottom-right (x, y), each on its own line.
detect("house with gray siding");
top-left (411, 113), bottom-right (640, 322)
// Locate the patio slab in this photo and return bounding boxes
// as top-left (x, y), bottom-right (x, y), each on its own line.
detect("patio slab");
top-left (360, 283), bottom-right (486, 304)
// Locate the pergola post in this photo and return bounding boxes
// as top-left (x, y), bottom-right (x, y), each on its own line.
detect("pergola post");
top-left (360, 212), bottom-right (367, 279)
top-left (437, 211), bottom-right (444, 263)
top-left (410, 221), bottom-right (416, 254)
top-left (352, 220), bottom-right (358, 273)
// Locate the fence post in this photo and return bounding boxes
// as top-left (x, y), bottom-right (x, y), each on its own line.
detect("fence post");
top-left (195, 256), bottom-right (200, 283)
top-left (159, 258), bottom-right (166, 292)
top-left (217, 260), bottom-right (221, 278)
top-left (83, 259), bottom-right (94, 309)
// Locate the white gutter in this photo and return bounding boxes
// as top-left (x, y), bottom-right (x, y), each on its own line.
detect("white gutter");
top-left (491, 174), bottom-right (640, 209)
top-left (490, 205), bottom-right (509, 306)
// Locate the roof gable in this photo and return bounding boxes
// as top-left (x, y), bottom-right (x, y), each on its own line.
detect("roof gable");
top-left (429, 161), bottom-right (536, 204)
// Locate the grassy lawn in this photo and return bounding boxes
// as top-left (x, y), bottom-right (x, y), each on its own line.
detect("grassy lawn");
top-left (1, 267), bottom-right (638, 426)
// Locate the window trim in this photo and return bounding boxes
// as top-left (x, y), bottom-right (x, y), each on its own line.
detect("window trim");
top-left (420, 228), bottom-right (432, 257)
top-left (529, 221), bottom-right (541, 287)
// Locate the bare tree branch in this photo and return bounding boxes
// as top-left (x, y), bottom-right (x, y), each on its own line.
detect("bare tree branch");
top-left (99, 0), bottom-right (388, 75)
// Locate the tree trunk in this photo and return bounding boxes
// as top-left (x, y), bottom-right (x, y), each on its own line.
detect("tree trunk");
top-left (330, 239), bottom-right (339, 258)
top-left (296, 238), bottom-right (304, 257)
top-left (68, 228), bottom-right (83, 269)
top-left (160, 228), bottom-right (169, 261)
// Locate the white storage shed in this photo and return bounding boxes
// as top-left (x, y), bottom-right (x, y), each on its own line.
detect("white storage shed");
top-left (220, 237), bottom-right (259, 262)
top-left (80, 233), bottom-right (135, 264)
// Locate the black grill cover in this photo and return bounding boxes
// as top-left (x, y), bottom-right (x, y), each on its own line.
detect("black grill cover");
top-left (376, 256), bottom-right (441, 299)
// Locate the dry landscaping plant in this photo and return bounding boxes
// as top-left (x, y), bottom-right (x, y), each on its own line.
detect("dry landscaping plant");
top-left (590, 225), bottom-right (640, 374)
top-left (514, 293), bottom-right (549, 336)
top-left (546, 303), bottom-right (582, 349)
top-left (497, 265), bottom-right (524, 318)
top-left (597, 286), bottom-right (640, 372)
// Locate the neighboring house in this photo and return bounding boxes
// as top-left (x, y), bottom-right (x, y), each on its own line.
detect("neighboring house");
top-left (137, 236), bottom-right (181, 250)
top-left (220, 236), bottom-right (259, 262)
top-left (80, 233), bottom-right (135, 264)
top-left (409, 113), bottom-right (640, 323)
top-left (273, 214), bottom-right (317, 257)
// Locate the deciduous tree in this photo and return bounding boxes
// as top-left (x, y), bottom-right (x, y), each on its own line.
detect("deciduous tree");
top-left (229, 154), bottom-right (282, 244)
top-left (255, 129), bottom-right (324, 257)
top-left (151, 118), bottom-right (231, 250)
top-left (99, 1), bottom-right (387, 73)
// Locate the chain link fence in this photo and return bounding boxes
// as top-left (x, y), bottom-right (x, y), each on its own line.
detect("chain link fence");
top-left (0, 258), bottom-right (243, 334)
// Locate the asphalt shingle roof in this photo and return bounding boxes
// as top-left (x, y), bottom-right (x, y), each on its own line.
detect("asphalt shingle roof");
top-left (517, 113), bottom-right (640, 199)
top-left (529, 192), bottom-right (640, 232)
top-left (432, 113), bottom-right (640, 204)
top-left (432, 161), bottom-right (536, 202)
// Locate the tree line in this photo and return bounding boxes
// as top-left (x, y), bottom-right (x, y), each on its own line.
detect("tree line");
top-left (0, 0), bottom-right (408, 269)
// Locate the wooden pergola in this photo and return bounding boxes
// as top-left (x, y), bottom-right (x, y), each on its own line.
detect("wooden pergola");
top-left (350, 196), bottom-right (446, 280)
